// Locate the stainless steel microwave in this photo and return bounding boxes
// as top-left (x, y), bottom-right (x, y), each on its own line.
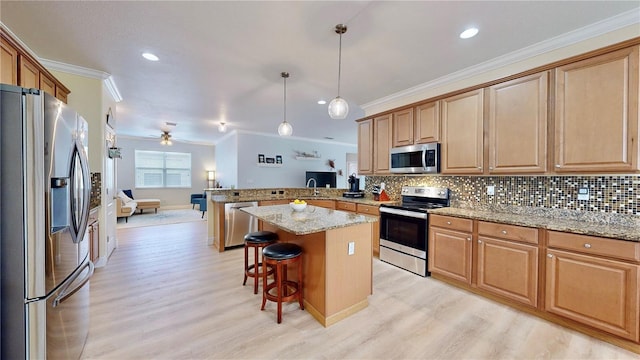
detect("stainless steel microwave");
top-left (389, 143), bottom-right (440, 174)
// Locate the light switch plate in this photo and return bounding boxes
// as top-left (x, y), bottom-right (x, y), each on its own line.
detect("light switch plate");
top-left (348, 242), bottom-right (355, 255)
top-left (487, 186), bottom-right (495, 196)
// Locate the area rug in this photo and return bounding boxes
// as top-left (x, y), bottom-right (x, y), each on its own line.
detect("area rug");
top-left (117, 208), bottom-right (206, 229)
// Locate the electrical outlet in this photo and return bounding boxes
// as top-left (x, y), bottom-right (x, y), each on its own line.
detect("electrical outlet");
top-left (348, 242), bottom-right (355, 255)
top-left (487, 186), bottom-right (495, 196)
top-left (577, 187), bottom-right (590, 200)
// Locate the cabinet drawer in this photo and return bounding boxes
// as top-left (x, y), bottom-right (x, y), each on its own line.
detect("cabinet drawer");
top-left (478, 221), bottom-right (538, 245)
top-left (336, 201), bottom-right (357, 212)
top-left (429, 214), bottom-right (473, 232)
top-left (356, 204), bottom-right (379, 215)
top-left (547, 231), bottom-right (640, 263)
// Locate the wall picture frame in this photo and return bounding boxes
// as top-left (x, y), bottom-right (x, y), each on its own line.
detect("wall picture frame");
top-left (106, 107), bottom-right (115, 128)
top-left (276, 155), bottom-right (282, 164)
top-left (266, 157), bottom-right (275, 164)
top-left (258, 154), bottom-right (265, 163)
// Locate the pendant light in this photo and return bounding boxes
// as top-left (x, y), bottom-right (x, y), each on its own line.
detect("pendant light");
top-left (328, 24), bottom-right (349, 120)
top-left (278, 72), bottom-right (293, 136)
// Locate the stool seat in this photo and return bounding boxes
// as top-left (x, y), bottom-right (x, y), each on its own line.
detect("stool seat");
top-left (243, 231), bottom-right (278, 294)
top-left (263, 242), bottom-right (302, 260)
top-left (244, 231), bottom-right (279, 244)
top-left (261, 242), bottom-right (304, 324)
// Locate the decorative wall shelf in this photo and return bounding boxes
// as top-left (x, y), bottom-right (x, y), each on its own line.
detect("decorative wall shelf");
top-left (257, 163), bottom-right (283, 168)
top-left (295, 156), bottom-right (321, 161)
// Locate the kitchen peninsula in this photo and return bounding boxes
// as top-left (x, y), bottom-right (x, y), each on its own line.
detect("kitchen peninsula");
top-left (242, 204), bottom-right (378, 327)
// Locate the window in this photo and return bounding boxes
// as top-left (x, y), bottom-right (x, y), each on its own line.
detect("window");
top-left (135, 150), bottom-right (191, 188)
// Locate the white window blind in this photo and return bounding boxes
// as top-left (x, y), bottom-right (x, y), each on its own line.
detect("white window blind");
top-left (135, 150), bottom-right (191, 188)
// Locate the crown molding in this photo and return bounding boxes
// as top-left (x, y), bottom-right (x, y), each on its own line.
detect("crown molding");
top-left (39, 59), bottom-right (123, 102)
top-left (361, 8), bottom-right (640, 112)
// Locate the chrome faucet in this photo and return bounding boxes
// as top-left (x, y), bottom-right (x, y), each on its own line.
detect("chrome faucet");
top-left (306, 178), bottom-right (319, 196)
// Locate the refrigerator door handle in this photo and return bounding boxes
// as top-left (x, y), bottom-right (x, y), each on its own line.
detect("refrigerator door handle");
top-left (69, 142), bottom-right (91, 244)
top-left (52, 260), bottom-right (94, 307)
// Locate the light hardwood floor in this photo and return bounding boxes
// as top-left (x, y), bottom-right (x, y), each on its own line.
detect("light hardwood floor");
top-left (81, 221), bottom-right (638, 359)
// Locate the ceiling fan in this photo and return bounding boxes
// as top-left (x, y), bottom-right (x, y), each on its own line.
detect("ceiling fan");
top-left (160, 130), bottom-right (172, 145)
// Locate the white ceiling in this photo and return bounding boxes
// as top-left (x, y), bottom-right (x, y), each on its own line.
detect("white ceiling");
top-left (2, 1), bottom-right (639, 145)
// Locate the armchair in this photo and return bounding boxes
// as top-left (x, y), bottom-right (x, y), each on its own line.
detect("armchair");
top-left (198, 194), bottom-right (207, 218)
top-left (191, 193), bottom-right (205, 209)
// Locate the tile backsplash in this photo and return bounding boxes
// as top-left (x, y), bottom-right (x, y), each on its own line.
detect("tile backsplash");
top-left (365, 175), bottom-right (640, 216)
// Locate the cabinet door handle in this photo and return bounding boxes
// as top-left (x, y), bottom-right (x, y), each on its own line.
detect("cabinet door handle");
top-left (467, 237), bottom-right (471, 241)
top-left (583, 243), bottom-right (592, 249)
top-left (489, 166), bottom-right (494, 170)
top-left (547, 254), bottom-right (553, 258)
top-left (478, 240), bottom-right (482, 244)
top-left (501, 230), bottom-right (507, 235)
top-left (447, 221), bottom-right (452, 225)
top-left (555, 164), bottom-right (560, 168)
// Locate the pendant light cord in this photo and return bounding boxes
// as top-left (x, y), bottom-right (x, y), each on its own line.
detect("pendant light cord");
top-left (337, 30), bottom-right (342, 97)
top-left (283, 73), bottom-right (287, 123)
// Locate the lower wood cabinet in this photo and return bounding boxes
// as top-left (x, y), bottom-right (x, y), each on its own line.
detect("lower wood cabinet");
top-left (428, 215), bottom-right (473, 284)
top-left (357, 204), bottom-right (380, 257)
top-left (305, 199), bottom-right (335, 209)
top-left (545, 231), bottom-right (640, 342)
top-left (477, 236), bottom-right (538, 307)
top-left (428, 215), bottom-right (640, 350)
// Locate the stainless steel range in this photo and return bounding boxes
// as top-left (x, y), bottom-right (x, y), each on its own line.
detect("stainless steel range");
top-left (378, 186), bottom-right (450, 276)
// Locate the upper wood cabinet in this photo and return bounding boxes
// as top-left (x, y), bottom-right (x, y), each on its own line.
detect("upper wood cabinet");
top-left (554, 45), bottom-right (639, 172)
top-left (40, 73), bottom-right (56, 96)
top-left (1, 29), bottom-right (70, 103)
top-left (392, 108), bottom-right (414, 147)
top-left (488, 72), bottom-right (548, 174)
top-left (1, 37), bottom-right (18, 85)
top-left (373, 114), bottom-right (392, 174)
top-left (414, 101), bottom-right (440, 143)
top-left (357, 119), bottom-right (373, 175)
top-left (19, 54), bottom-right (40, 89)
top-left (441, 89), bottom-right (484, 174)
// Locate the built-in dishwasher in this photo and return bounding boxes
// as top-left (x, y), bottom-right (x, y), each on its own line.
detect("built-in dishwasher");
top-left (224, 202), bottom-right (258, 248)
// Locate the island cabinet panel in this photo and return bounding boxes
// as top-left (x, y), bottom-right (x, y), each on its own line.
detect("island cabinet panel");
top-left (488, 71), bottom-right (548, 174)
top-left (392, 108), bottom-right (414, 147)
top-left (1, 36), bottom-right (18, 85)
top-left (414, 101), bottom-right (440, 143)
top-left (373, 114), bottom-right (392, 174)
top-left (554, 45), bottom-right (639, 172)
top-left (357, 119), bottom-right (373, 175)
top-left (477, 236), bottom-right (539, 307)
top-left (441, 89), bottom-right (484, 174)
top-left (545, 248), bottom-right (639, 341)
top-left (428, 215), bottom-right (473, 284)
top-left (18, 54), bottom-right (40, 89)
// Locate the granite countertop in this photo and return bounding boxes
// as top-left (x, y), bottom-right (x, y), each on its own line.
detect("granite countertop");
top-left (241, 204), bottom-right (379, 235)
top-left (429, 207), bottom-right (640, 242)
top-left (210, 194), bottom-right (395, 207)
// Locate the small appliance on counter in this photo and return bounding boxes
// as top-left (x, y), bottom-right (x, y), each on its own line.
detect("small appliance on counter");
top-left (343, 173), bottom-right (364, 198)
top-left (372, 183), bottom-right (390, 201)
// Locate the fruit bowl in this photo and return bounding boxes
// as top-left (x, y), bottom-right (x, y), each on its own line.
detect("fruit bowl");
top-left (290, 201), bottom-right (307, 212)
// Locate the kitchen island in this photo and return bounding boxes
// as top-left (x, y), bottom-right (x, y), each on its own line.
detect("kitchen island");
top-left (241, 204), bottom-right (378, 327)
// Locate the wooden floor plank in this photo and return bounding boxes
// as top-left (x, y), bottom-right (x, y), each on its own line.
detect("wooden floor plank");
top-left (81, 221), bottom-right (638, 359)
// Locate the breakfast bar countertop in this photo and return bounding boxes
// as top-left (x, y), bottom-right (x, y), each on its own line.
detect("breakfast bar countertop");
top-left (241, 204), bottom-right (378, 236)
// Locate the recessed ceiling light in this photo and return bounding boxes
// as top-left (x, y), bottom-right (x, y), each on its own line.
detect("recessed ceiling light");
top-left (142, 52), bottom-right (159, 61)
top-left (460, 28), bottom-right (479, 39)
top-left (317, 100), bottom-right (327, 105)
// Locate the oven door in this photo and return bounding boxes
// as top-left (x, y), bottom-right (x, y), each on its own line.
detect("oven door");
top-left (379, 207), bottom-right (428, 258)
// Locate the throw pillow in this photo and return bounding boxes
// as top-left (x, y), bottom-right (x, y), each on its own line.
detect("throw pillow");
top-left (117, 190), bottom-right (133, 204)
top-left (123, 189), bottom-right (134, 200)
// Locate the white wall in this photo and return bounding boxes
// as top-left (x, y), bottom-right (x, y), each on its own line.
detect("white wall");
top-left (214, 133), bottom-right (238, 188)
top-left (226, 132), bottom-right (357, 189)
top-left (116, 136), bottom-right (215, 207)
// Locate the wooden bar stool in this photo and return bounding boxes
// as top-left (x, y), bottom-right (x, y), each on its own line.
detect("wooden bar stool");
top-left (261, 242), bottom-right (304, 324)
top-left (243, 231), bottom-right (278, 294)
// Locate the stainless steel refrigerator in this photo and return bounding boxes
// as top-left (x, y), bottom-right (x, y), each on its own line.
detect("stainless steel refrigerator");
top-left (1, 84), bottom-right (94, 359)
